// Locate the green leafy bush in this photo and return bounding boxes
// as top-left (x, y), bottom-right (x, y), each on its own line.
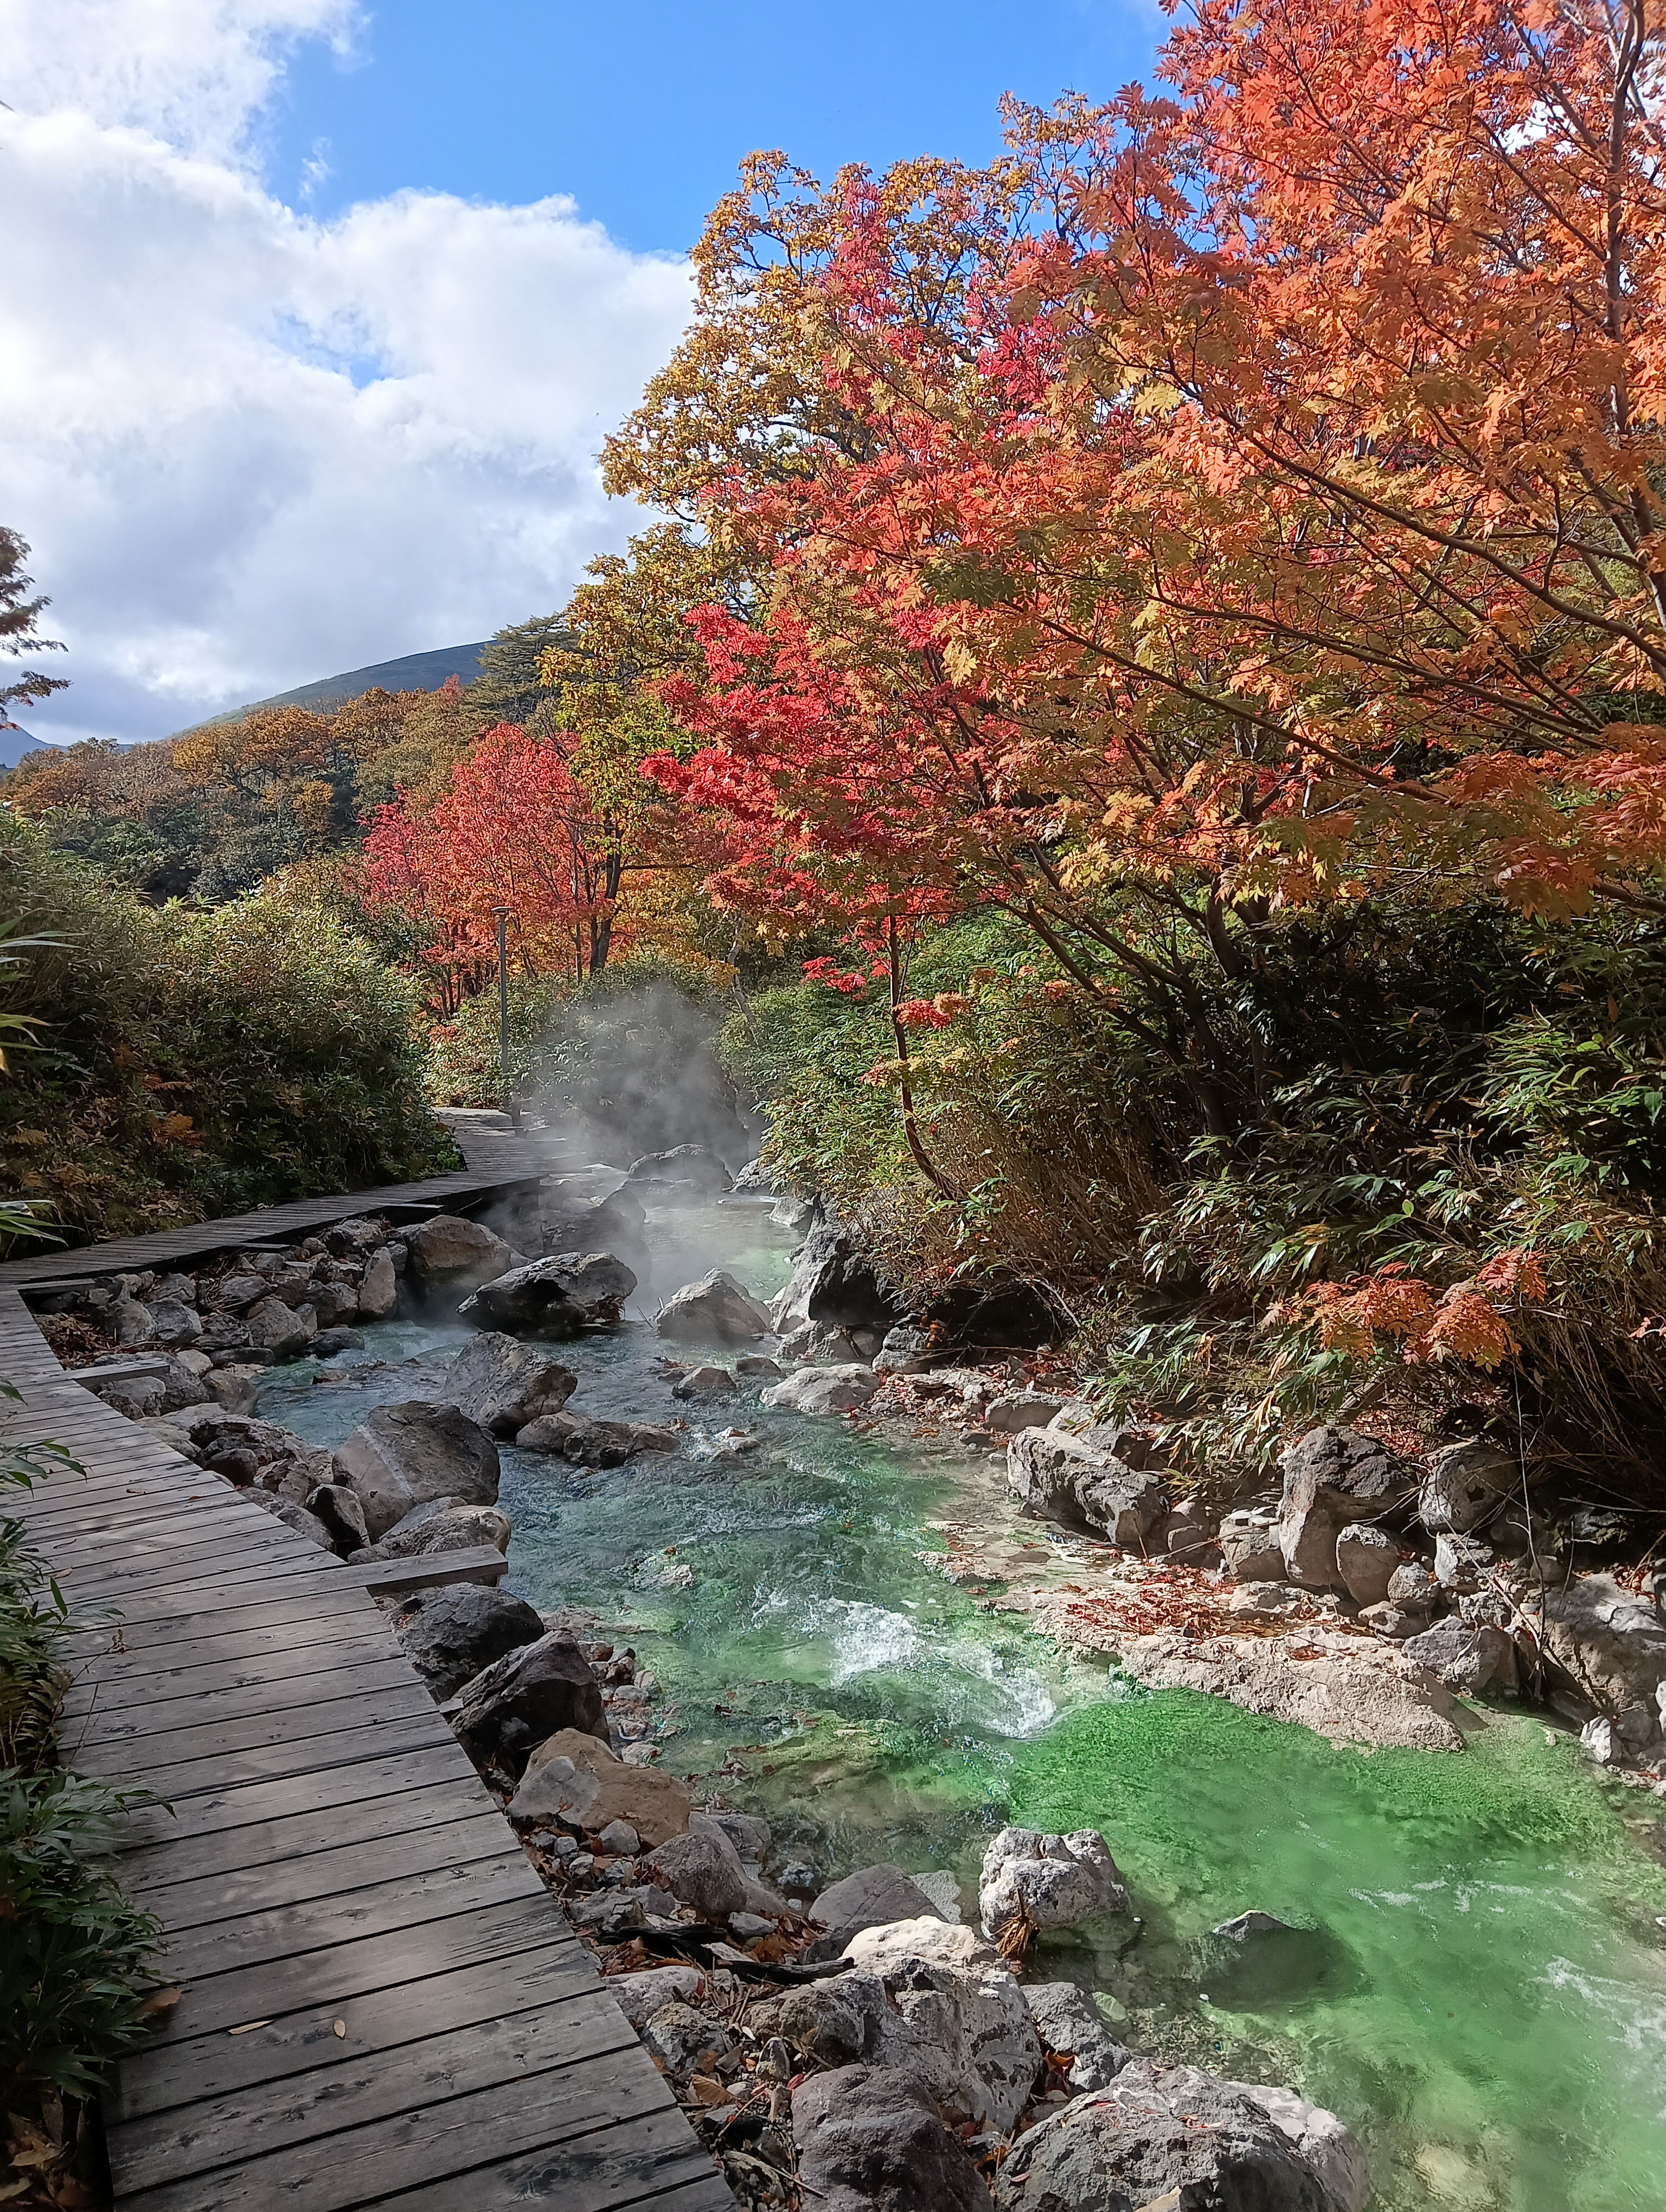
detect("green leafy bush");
top-left (0, 820), bottom-right (457, 1244)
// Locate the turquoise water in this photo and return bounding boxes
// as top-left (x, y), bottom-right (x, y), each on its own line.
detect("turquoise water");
top-left (260, 1201), bottom-right (1666, 2211)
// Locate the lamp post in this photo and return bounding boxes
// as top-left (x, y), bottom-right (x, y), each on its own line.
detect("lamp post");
top-left (491, 904), bottom-right (518, 1130)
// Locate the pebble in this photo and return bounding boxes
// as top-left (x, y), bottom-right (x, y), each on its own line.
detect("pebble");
top-left (729, 1911), bottom-right (776, 1940)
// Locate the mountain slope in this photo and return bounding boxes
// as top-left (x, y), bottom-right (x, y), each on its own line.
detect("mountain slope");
top-left (189, 641), bottom-right (490, 730)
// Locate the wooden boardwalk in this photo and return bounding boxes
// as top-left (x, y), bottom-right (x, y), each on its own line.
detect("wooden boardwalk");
top-left (0, 1156), bottom-right (560, 1292)
top-left (1, 1284), bottom-right (732, 2211)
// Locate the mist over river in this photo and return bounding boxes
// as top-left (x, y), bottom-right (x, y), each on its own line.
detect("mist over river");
top-left (260, 1197), bottom-right (1666, 2212)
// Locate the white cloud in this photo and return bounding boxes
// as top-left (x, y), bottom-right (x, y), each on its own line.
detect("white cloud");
top-left (0, 2), bottom-right (692, 743)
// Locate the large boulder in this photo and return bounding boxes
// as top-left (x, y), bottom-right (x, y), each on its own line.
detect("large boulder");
top-left (1276, 1425), bottom-right (1413, 1591)
top-left (512, 1412), bottom-right (680, 1467)
top-left (509, 1727), bottom-right (694, 1849)
top-left (1402, 1618), bottom-right (1519, 1695)
top-left (439, 1333), bottom-right (578, 1437)
top-left (304, 1482), bottom-right (369, 1557)
top-left (624, 1143), bottom-right (734, 1197)
top-left (762, 1365), bottom-right (881, 1416)
top-left (404, 1214), bottom-right (516, 1290)
top-left (1007, 1431), bottom-right (1168, 1549)
top-left (809, 1864), bottom-right (945, 1956)
top-left (1536, 1572), bottom-right (1666, 1716)
top-left (349, 1496), bottom-right (512, 1564)
top-left (655, 1269), bottom-right (775, 1346)
top-left (145, 1298), bottom-right (203, 1349)
top-left (791, 2067), bottom-right (990, 2212)
top-left (1119, 1626), bottom-right (1466, 1751)
top-left (979, 1828), bottom-right (1127, 1950)
top-left (641, 1823), bottom-right (752, 1918)
top-left (1023, 1982), bottom-right (1130, 2093)
top-left (1220, 1508), bottom-right (1286, 1584)
top-left (357, 1249), bottom-right (398, 1319)
top-left (1230, 2081), bottom-right (1373, 2212)
top-left (994, 2062), bottom-right (1346, 2211)
top-left (334, 1400), bottom-right (500, 1541)
top-left (245, 1296), bottom-right (317, 1359)
top-left (1335, 1522), bottom-right (1398, 1606)
top-left (396, 1583), bottom-right (545, 1699)
top-left (451, 1634), bottom-right (607, 1774)
top-left (770, 1200), bottom-right (906, 1338)
top-left (459, 1252), bottom-right (637, 1338)
top-left (1418, 1438), bottom-right (1519, 1535)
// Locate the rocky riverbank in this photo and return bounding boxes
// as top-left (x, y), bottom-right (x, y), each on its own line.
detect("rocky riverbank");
top-left (29, 1159), bottom-right (1666, 2205)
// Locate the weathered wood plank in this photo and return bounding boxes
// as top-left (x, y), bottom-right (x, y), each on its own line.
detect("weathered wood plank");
top-left (155, 1848), bottom-right (543, 1986)
top-left (84, 1705), bottom-right (456, 1803)
top-left (106, 1938), bottom-right (592, 2120)
top-left (110, 1983), bottom-right (638, 2190)
top-left (114, 2051), bottom-right (700, 2212)
top-left (137, 1890), bottom-right (564, 2047)
top-left (67, 1651), bottom-right (418, 1752)
top-left (110, 1740), bottom-right (472, 1851)
top-left (59, 1616), bottom-right (401, 1716)
top-left (118, 1773), bottom-right (495, 1895)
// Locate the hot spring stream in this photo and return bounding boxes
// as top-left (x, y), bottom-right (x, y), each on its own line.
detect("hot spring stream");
top-left (259, 1197), bottom-right (1666, 2211)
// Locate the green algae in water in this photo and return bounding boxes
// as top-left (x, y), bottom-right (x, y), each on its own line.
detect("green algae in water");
top-left (994, 1694), bottom-right (1666, 2212)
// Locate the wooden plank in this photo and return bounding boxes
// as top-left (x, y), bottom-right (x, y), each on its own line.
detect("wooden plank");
top-left (111, 1741), bottom-right (472, 1852)
top-left (146, 1809), bottom-right (515, 1937)
top-left (61, 1579), bottom-right (375, 1654)
top-left (136, 1890), bottom-right (563, 2046)
top-left (59, 1615), bottom-right (401, 1716)
top-left (84, 1705), bottom-right (455, 1804)
top-left (155, 1848), bottom-right (543, 1986)
top-left (75, 1683), bottom-right (447, 1787)
top-left (111, 1987), bottom-right (640, 2194)
top-left (119, 1773), bottom-right (496, 1895)
top-left (107, 1938), bottom-right (599, 2120)
top-left (67, 1652), bottom-right (419, 1753)
top-left (114, 2048), bottom-right (699, 2212)
top-left (56, 1526), bottom-right (313, 1594)
top-left (342, 1546), bottom-right (508, 1596)
top-left (57, 1537), bottom-right (339, 1605)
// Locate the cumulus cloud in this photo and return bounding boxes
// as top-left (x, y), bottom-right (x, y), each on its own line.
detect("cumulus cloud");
top-left (0, 1), bottom-right (692, 743)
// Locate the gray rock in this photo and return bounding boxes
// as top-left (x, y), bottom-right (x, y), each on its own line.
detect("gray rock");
top-left (357, 1249), bottom-right (398, 1319)
top-left (1387, 1560), bottom-right (1440, 1606)
top-left (459, 1251), bottom-right (636, 1337)
top-left (245, 1295), bottom-right (317, 1359)
top-left (1276, 1424), bottom-right (1413, 1590)
top-left (762, 1364), bottom-right (881, 1416)
top-left (1402, 1618), bottom-right (1518, 1695)
top-left (1357, 1600), bottom-right (1429, 1640)
top-left (604, 1964), bottom-right (715, 2030)
top-left (334, 1400), bottom-right (499, 1541)
top-left (597, 1819), bottom-right (640, 1856)
top-left (107, 1295), bottom-right (155, 1348)
top-left (324, 1216), bottom-right (388, 1257)
top-left (210, 1271), bottom-right (268, 1313)
top-left (309, 1282), bottom-right (360, 1330)
top-left (1433, 1531), bottom-right (1492, 1589)
top-left (1539, 1571), bottom-right (1666, 1716)
top-left (245, 1488), bottom-right (334, 1549)
top-left (640, 2000), bottom-right (735, 2080)
top-left (809, 1863), bottom-right (945, 1956)
top-left (640, 1825), bottom-right (751, 1918)
top-left (304, 1482), bottom-right (370, 1557)
top-left (1007, 1430), bottom-right (1168, 1548)
top-left (734, 1354), bottom-right (783, 1380)
top-left (1213, 1910), bottom-right (1294, 1940)
top-left (349, 1497), bottom-right (512, 1565)
top-left (513, 1410), bottom-right (676, 1464)
top-left (451, 1634), bottom-right (607, 1775)
top-left (707, 1811), bottom-right (771, 1863)
top-left (405, 1214), bottom-right (517, 1289)
top-left (669, 1365), bottom-right (738, 1405)
top-left (791, 2065), bottom-right (989, 2212)
top-left (1230, 2080), bottom-right (1373, 2212)
top-left (145, 1298), bottom-right (203, 1349)
top-left (874, 1323), bottom-right (935, 1375)
top-left (1023, 1982), bottom-right (1130, 2092)
top-left (625, 1143), bottom-right (734, 1196)
top-left (770, 1198), bottom-right (905, 1338)
top-left (729, 1911), bottom-right (776, 1940)
top-left (439, 1332), bottom-right (578, 1437)
top-left (1335, 1522), bottom-right (1398, 1606)
top-left (159, 1355), bottom-right (213, 1411)
top-left (656, 1269), bottom-right (774, 1346)
top-left (509, 1727), bottom-right (693, 1849)
top-left (1419, 1438), bottom-right (1520, 1534)
top-left (983, 1391), bottom-right (1067, 1436)
top-left (1220, 1508), bottom-right (1286, 1584)
top-left (979, 1827), bottom-right (1127, 1948)
top-left (396, 1583), bottom-right (546, 1699)
top-left (993, 2060), bottom-right (1344, 2210)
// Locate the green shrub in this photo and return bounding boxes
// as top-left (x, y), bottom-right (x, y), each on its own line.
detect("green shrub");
top-left (0, 820), bottom-right (457, 1243)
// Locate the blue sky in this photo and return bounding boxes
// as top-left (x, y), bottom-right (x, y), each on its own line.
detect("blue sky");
top-left (4, 0), bottom-right (1163, 744)
top-left (269, 1), bottom-right (1162, 247)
